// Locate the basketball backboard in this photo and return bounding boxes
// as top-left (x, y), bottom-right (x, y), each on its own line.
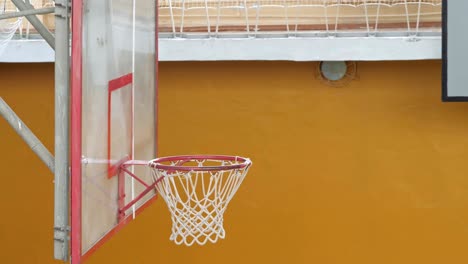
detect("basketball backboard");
top-left (71, 0), bottom-right (157, 263)
top-left (442, 0), bottom-right (468, 101)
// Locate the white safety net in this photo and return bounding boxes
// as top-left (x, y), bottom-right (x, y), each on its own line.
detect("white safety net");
top-left (1, 0), bottom-right (443, 44)
top-left (1, 1), bottom-right (54, 34)
top-left (0, 1), bottom-right (22, 56)
top-left (159, 0), bottom-right (442, 37)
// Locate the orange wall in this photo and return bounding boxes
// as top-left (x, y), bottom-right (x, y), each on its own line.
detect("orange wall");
top-left (2, 61), bottom-right (468, 264)
top-left (0, 63), bottom-right (56, 263)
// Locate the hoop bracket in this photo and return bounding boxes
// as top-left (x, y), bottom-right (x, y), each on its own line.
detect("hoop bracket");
top-left (117, 162), bottom-right (162, 221)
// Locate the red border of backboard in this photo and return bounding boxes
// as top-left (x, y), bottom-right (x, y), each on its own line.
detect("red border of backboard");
top-left (71, 1), bottom-right (159, 263)
top-left (71, 0), bottom-right (83, 262)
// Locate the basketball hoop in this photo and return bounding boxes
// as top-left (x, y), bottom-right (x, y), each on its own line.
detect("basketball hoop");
top-left (148, 155), bottom-right (252, 246)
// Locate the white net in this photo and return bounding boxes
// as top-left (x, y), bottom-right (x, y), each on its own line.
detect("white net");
top-left (2, 1), bottom-right (55, 32)
top-left (1, 0), bottom-right (443, 44)
top-left (0, 1), bottom-right (22, 56)
top-left (159, 0), bottom-right (442, 37)
top-left (150, 156), bottom-right (251, 246)
top-left (0, 0), bottom-right (55, 57)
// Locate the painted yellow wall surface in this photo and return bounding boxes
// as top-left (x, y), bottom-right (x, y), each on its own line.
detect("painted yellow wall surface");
top-left (1, 61), bottom-right (468, 264)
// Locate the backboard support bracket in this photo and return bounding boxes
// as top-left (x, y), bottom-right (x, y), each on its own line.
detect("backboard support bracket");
top-left (118, 162), bottom-right (162, 221)
top-left (54, 226), bottom-right (71, 243)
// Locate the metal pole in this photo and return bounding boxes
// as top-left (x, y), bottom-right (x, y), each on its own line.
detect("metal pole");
top-left (0, 97), bottom-right (55, 173)
top-left (10, 0), bottom-right (55, 50)
top-left (53, 0), bottom-right (70, 261)
top-left (0, 7), bottom-right (55, 20)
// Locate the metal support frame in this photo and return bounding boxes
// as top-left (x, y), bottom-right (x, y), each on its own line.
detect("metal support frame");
top-left (0, 7), bottom-right (55, 20)
top-left (53, 0), bottom-right (71, 261)
top-left (10, 0), bottom-right (55, 49)
top-left (0, 98), bottom-right (55, 173)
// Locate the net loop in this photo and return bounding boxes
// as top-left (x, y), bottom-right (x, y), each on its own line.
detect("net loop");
top-left (149, 155), bottom-right (251, 246)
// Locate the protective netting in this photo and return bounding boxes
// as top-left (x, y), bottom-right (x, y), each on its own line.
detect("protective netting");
top-left (159, 0), bottom-right (442, 37)
top-left (149, 156), bottom-right (251, 246)
top-left (0, 1), bottom-right (22, 56)
top-left (1, 0), bottom-right (55, 35)
top-left (1, 0), bottom-right (443, 42)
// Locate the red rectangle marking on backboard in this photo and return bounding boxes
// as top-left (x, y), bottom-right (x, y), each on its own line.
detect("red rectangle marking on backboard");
top-left (107, 73), bottom-right (134, 178)
top-left (108, 73), bottom-right (133, 92)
